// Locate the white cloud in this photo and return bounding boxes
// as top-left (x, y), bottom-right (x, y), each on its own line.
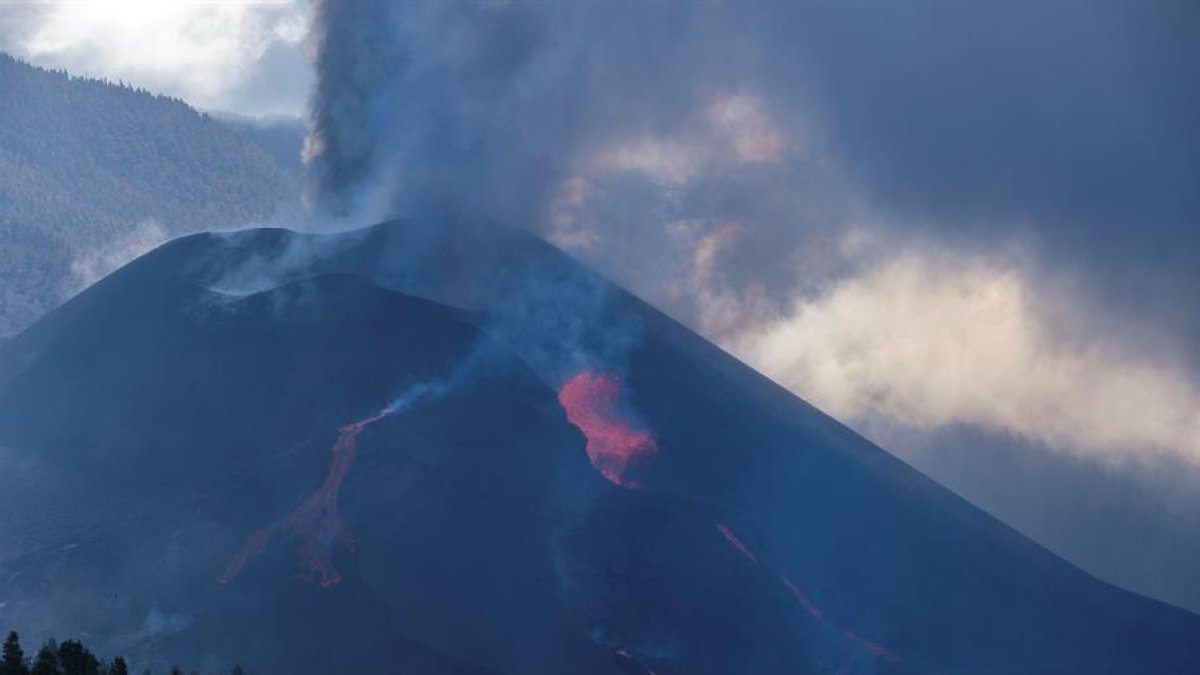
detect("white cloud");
top-left (547, 92), bottom-right (793, 256)
top-left (545, 177), bottom-right (602, 250)
top-left (706, 94), bottom-right (788, 164)
top-left (733, 250), bottom-right (1200, 463)
top-left (10, 0), bottom-right (308, 110)
top-left (591, 93), bottom-right (789, 186)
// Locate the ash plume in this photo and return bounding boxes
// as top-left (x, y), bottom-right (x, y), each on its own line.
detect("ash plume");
top-left (303, 0), bottom-right (399, 217)
top-left (299, 0), bottom-right (1200, 470)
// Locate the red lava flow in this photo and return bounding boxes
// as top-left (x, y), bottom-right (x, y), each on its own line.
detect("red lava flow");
top-left (716, 523), bottom-right (759, 563)
top-left (842, 629), bottom-right (903, 662)
top-left (220, 409), bottom-right (390, 587)
top-left (779, 574), bottom-right (823, 619)
top-left (713, 522), bottom-right (903, 664)
top-left (558, 370), bottom-right (658, 487)
top-left (219, 526), bottom-right (275, 583)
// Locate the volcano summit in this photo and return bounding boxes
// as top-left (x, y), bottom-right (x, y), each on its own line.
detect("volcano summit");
top-left (0, 221), bottom-right (1196, 674)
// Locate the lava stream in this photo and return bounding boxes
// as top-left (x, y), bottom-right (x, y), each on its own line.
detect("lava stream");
top-left (841, 629), bottom-right (902, 662)
top-left (713, 523), bottom-right (903, 664)
top-left (220, 409), bottom-right (389, 586)
top-left (558, 370), bottom-right (658, 487)
top-left (716, 523), bottom-right (758, 562)
top-left (220, 358), bottom-right (474, 587)
top-left (779, 575), bottom-right (823, 619)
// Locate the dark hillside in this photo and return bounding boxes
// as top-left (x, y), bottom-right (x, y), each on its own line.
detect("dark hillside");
top-left (0, 53), bottom-right (300, 336)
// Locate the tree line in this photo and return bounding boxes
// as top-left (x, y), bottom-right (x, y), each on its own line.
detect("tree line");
top-left (0, 51), bottom-right (302, 338)
top-left (1, 632), bottom-right (244, 675)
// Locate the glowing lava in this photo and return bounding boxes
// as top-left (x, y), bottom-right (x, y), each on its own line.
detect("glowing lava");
top-left (841, 629), bottom-right (902, 662)
top-left (716, 523), bottom-right (758, 563)
top-left (220, 358), bottom-right (473, 587)
top-left (779, 575), bottom-right (823, 619)
top-left (713, 522), bottom-right (903, 664)
top-left (220, 409), bottom-right (390, 587)
top-left (557, 371), bottom-right (658, 487)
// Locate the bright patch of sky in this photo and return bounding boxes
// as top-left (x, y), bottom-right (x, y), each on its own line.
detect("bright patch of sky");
top-left (0, 0), bottom-right (312, 116)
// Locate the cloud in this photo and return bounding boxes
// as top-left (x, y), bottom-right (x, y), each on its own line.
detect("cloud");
top-left (590, 94), bottom-right (789, 187)
top-left (734, 249), bottom-right (1200, 463)
top-left (6, 1), bottom-right (309, 113)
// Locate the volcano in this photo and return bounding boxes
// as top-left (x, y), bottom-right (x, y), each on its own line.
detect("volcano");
top-left (0, 221), bottom-right (1196, 674)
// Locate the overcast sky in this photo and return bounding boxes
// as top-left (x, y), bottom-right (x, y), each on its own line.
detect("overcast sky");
top-left (0, 1), bottom-right (313, 116)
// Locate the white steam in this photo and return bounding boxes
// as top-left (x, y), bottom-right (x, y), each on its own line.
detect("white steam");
top-left (68, 219), bottom-right (168, 292)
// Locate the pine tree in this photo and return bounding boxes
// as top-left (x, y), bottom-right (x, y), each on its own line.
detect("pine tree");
top-left (0, 632), bottom-right (29, 675)
top-left (29, 644), bottom-right (56, 675)
top-left (107, 657), bottom-right (128, 675)
top-left (55, 641), bottom-right (98, 675)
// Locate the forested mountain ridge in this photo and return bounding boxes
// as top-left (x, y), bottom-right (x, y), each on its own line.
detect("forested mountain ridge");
top-left (0, 53), bottom-right (301, 336)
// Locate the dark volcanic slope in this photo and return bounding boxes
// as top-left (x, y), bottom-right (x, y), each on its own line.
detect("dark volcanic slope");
top-left (0, 221), bottom-right (1196, 675)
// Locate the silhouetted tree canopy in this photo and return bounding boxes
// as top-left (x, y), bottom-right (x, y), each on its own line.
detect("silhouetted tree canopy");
top-left (54, 641), bottom-right (99, 675)
top-left (0, 632), bottom-right (238, 675)
top-left (30, 643), bottom-right (57, 675)
top-left (1, 632), bottom-right (28, 675)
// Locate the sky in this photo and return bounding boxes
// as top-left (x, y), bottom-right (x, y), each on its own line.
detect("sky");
top-left (2, 0), bottom-right (1199, 608)
top-left (0, 1), bottom-right (312, 116)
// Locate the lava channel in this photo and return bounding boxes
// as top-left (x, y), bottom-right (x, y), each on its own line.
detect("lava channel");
top-left (558, 370), bottom-right (658, 488)
top-left (716, 523), bottom-right (758, 563)
top-left (220, 409), bottom-right (390, 587)
top-left (713, 522), bottom-right (903, 664)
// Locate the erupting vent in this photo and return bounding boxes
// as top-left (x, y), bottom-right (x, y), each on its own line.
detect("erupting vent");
top-left (558, 371), bottom-right (658, 488)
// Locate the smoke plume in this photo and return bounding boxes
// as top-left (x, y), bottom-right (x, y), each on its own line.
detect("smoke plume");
top-left (300, 0), bottom-right (1200, 470)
